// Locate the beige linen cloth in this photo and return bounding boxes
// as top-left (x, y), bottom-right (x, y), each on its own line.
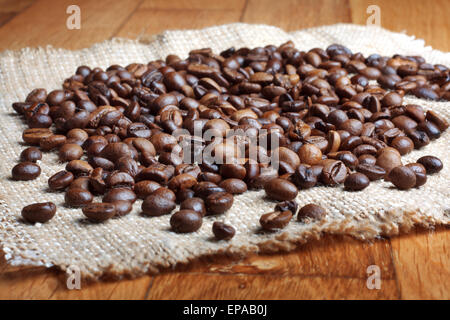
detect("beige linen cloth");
top-left (0, 23), bottom-right (449, 280)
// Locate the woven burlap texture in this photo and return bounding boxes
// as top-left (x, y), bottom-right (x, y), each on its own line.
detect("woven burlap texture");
top-left (0, 23), bottom-right (449, 280)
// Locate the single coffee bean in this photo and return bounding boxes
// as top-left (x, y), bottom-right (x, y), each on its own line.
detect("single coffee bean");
top-left (358, 154), bottom-right (376, 166)
top-left (180, 197), bottom-right (206, 216)
top-left (170, 210), bottom-right (203, 233)
top-left (193, 181), bottom-right (226, 199)
top-left (58, 143), bottom-right (83, 162)
top-left (293, 164), bottom-right (317, 189)
top-left (20, 147), bottom-right (42, 163)
top-left (105, 171), bottom-right (135, 189)
top-left (65, 188), bottom-right (93, 207)
top-left (344, 173), bottom-right (370, 191)
top-left (205, 192), bottom-right (234, 215)
top-left (274, 200), bottom-right (298, 215)
top-left (82, 203), bottom-right (116, 222)
top-left (376, 147), bottom-right (402, 174)
top-left (112, 200), bottom-right (133, 217)
top-left (297, 144), bottom-right (322, 165)
top-left (66, 160), bottom-right (93, 177)
top-left (22, 128), bottom-right (52, 145)
top-left (219, 178), bottom-right (248, 194)
top-left (425, 110), bottom-right (449, 132)
top-left (356, 164), bottom-right (386, 181)
top-left (134, 180), bottom-right (161, 199)
top-left (388, 166), bottom-right (416, 190)
top-left (21, 202), bottom-right (56, 223)
top-left (260, 210), bottom-right (292, 231)
top-left (69, 177), bottom-right (90, 190)
top-left (298, 204), bottom-right (326, 221)
top-left (152, 187), bottom-right (176, 202)
top-left (142, 194), bottom-right (176, 216)
top-left (417, 155), bottom-right (443, 174)
top-left (102, 186), bottom-right (136, 202)
top-left (390, 136), bottom-right (414, 155)
top-left (406, 129), bottom-right (430, 149)
top-left (321, 160), bottom-right (348, 185)
top-left (12, 162), bottom-right (41, 180)
top-left (40, 134), bottom-right (67, 151)
top-left (176, 188), bottom-right (195, 203)
top-left (264, 178), bottom-right (298, 201)
top-left (212, 222), bottom-right (236, 240)
top-left (406, 163), bottom-right (427, 187)
top-left (48, 170), bottom-right (74, 191)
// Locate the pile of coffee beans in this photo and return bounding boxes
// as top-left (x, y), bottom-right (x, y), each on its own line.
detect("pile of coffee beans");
top-left (12, 41), bottom-right (448, 239)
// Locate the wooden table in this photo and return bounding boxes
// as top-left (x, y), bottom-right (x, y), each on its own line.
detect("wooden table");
top-left (0, 0), bottom-right (449, 300)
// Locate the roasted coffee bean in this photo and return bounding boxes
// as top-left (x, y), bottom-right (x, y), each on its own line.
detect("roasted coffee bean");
top-left (134, 180), bottom-right (161, 199)
top-left (193, 181), bottom-right (226, 199)
top-left (40, 134), bottom-right (67, 151)
top-left (260, 210), bottom-right (292, 231)
top-left (103, 188), bottom-right (137, 203)
top-left (321, 160), bottom-right (347, 185)
top-left (274, 200), bottom-right (298, 215)
top-left (170, 210), bottom-right (203, 233)
top-left (264, 178), bottom-right (298, 201)
top-left (358, 154), bottom-right (376, 166)
top-left (388, 166), bottom-right (416, 190)
top-left (12, 162), bottom-right (41, 180)
top-left (20, 147), bottom-right (42, 163)
top-left (376, 147), bottom-right (402, 174)
top-left (406, 129), bottom-right (430, 149)
top-left (48, 170), bottom-right (74, 191)
top-left (82, 203), bottom-right (116, 222)
top-left (356, 164), bottom-right (386, 181)
top-left (21, 202), bottom-right (56, 223)
top-left (417, 121), bottom-right (441, 140)
top-left (22, 128), bottom-right (52, 145)
top-left (142, 193), bottom-right (176, 216)
top-left (417, 156), bottom-right (443, 174)
top-left (168, 173), bottom-right (197, 192)
top-left (106, 171), bottom-right (135, 189)
top-left (69, 177), bottom-right (90, 190)
top-left (113, 200), bottom-right (133, 217)
top-left (58, 143), bottom-right (83, 162)
top-left (180, 197), bottom-right (206, 216)
top-left (152, 187), bottom-right (177, 202)
top-left (293, 164), bottom-right (317, 189)
top-left (219, 163), bottom-right (246, 180)
top-left (390, 136), bottom-right (414, 155)
top-left (176, 188), bottom-right (195, 203)
top-left (406, 163), bottom-right (427, 187)
top-left (212, 222), bottom-right (236, 240)
top-left (426, 110), bottom-right (448, 132)
top-left (66, 160), bottom-right (93, 177)
top-left (344, 173), bottom-right (370, 191)
top-left (65, 188), bottom-right (93, 207)
top-left (297, 144), bottom-right (322, 165)
top-left (298, 204), bottom-right (326, 221)
top-left (205, 192), bottom-right (234, 215)
top-left (219, 178), bottom-right (248, 194)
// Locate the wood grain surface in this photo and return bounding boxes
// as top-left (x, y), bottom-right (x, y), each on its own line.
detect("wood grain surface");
top-left (0, 0), bottom-right (449, 300)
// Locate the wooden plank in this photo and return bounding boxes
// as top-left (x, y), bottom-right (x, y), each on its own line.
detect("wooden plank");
top-left (147, 273), bottom-right (398, 299)
top-left (0, 0), bottom-right (142, 51)
top-left (0, 0), bottom-right (34, 13)
top-left (140, 0), bottom-right (246, 10)
top-left (242, 0), bottom-right (352, 30)
top-left (349, 0), bottom-right (450, 51)
top-left (390, 226), bottom-right (450, 300)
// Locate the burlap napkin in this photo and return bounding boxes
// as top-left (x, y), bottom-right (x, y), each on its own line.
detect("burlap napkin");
top-left (0, 23), bottom-right (449, 280)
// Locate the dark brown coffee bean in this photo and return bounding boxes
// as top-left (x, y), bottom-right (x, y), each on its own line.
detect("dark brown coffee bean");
top-left (176, 188), bottom-right (195, 203)
top-left (66, 160), bottom-right (93, 177)
top-left (298, 204), bottom-right (326, 221)
top-left (170, 210), bottom-right (202, 233)
top-left (193, 181), bottom-right (226, 199)
top-left (321, 160), bottom-right (347, 185)
top-left (388, 166), bottom-right (416, 190)
top-left (417, 121), bottom-right (441, 140)
top-left (264, 178), bottom-right (298, 201)
top-left (417, 156), bottom-right (443, 174)
top-left (12, 162), bottom-right (41, 180)
top-left (82, 203), bottom-right (116, 222)
top-left (426, 110), bottom-right (448, 132)
top-left (212, 222), bottom-right (235, 240)
top-left (20, 147), bottom-right (42, 163)
top-left (219, 178), bottom-right (248, 194)
top-left (69, 177), bottom-right (90, 190)
top-left (168, 173), bottom-right (197, 192)
top-left (134, 180), bottom-right (161, 199)
top-left (293, 164), bottom-right (317, 189)
top-left (180, 197), bottom-right (206, 216)
top-left (297, 144), bottom-right (322, 165)
top-left (21, 202), bottom-right (56, 223)
top-left (142, 193), bottom-right (176, 216)
top-left (356, 164), bottom-right (386, 181)
top-left (48, 170), bottom-right (74, 191)
top-left (406, 129), bottom-right (430, 149)
top-left (260, 210), bottom-right (292, 231)
top-left (390, 136), bottom-right (414, 155)
top-left (205, 192), bottom-right (234, 215)
top-left (344, 173), bottom-right (370, 191)
top-left (274, 200), bottom-right (298, 215)
top-left (113, 200), bottom-right (133, 217)
top-left (406, 163), bottom-right (427, 187)
top-left (106, 171), bottom-right (135, 189)
top-left (103, 188), bottom-right (137, 203)
top-left (219, 163), bottom-right (246, 180)
top-left (40, 134), bottom-right (67, 151)
top-left (58, 143), bottom-right (83, 162)
top-left (100, 142), bottom-right (137, 161)
top-left (65, 188), bottom-right (93, 207)
top-left (22, 128), bottom-right (53, 145)
top-left (376, 147), bottom-right (402, 174)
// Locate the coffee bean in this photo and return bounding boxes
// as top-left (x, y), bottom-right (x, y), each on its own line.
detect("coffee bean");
top-left (112, 200), bottom-right (133, 217)
top-left (103, 188), bottom-right (137, 203)
top-left (219, 178), bottom-right (247, 194)
top-left (65, 188), bottom-right (93, 207)
top-left (12, 162), bottom-right (41, 180)
top-left (59, 143), bottom-right (83, 162)
top-left (417, 156), bottom-right (443, 174)
top-left (260, 210), bottom-right (292, 231)
top-left (388, 166), bottom-right (416, 190)
top-left (142, 193), bottom-right (176, 216)
top-left (180, 197), bottom-right (206, 216)
top-left (82, 203), bottom-right (116, 222)
top-left (264, 178), bottom-right (298, 201)
top-left (212, 222), bottom-right (235, 240)
top-left (176, 188), bottom-right (195, 203)
top-left (358, 154), bottom-right (376, 166)
top-left (406, 129), bottom-right (430, 149)
top-left (40, 134), bottom-right (67, 151)
top-left (105, 171), bottom-right (135, 189)
top-left (134, 180), bottom-right (161, 199)
top-left (66, 160), bottom-right (93, 177)
top-left (344, 173), bottom-right (370, 191)
top-left (297, 144), bottom-right (322, 165)
top-left (298, 204), bottom-right (326, 221)
top-left (21, 202), bottom-right (56, 223)
top-left (69, 177), bottom-right (90, 190)
top-left (20, 147), bottom-right (42, 163)
top-left (205, 192), bottom-right (234, 215)
top-left (48, 170), bottom-right (74, 191)
top-left (274, 200), bottom-right (298, 215)
top-left (390, 136), bottom-right (414, 155)
top-left (170, 210), bottom-right (202, 233)
top-left (321, 160), bottom-right (347, 185)
top-left (426, 110), bottom-right (448, 131)
top-left (22, 128), bottom-right (52, 145)
top-left (193, 181), bottom-right (226, 199)
top-left (356, 164), bottom-right (386, 181)
top-left (376, 147), bottom-right (402, 174)
top-left (406, 163), bottom-right (427, 187)
top-left (293, 164), bottom-right (317, 189)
